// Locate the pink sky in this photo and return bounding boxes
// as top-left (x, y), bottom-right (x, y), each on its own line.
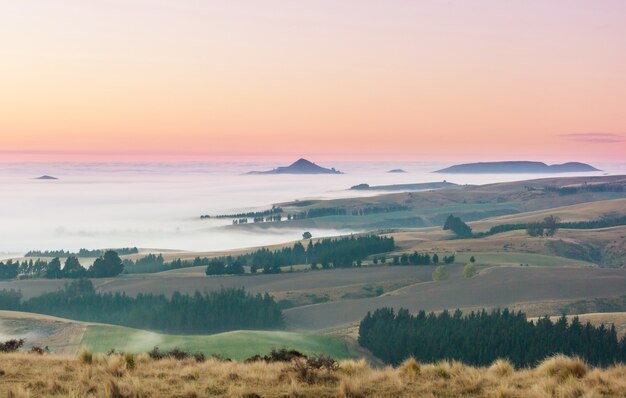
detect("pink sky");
top-left (1, 1), bottom-right (625, 162)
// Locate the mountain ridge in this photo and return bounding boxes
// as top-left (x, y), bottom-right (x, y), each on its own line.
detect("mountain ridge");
top-left (247, 158), bottom-right (342, 175)
top-left (435, 161), bottom-right (600, 174)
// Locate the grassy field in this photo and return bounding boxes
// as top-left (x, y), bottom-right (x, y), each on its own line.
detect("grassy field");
top-left (284, 266), bottom-right (626, 330)
top-left (0, 310), bottom-right (352, 360)
top-left (454, 251), bottom-right (594, 268)
top-left (82, 326), bottom-right (351, 360)
top-left (2, 351), bottom-right (626, 397)
top-left (0, 265), bottom-right (435, 300)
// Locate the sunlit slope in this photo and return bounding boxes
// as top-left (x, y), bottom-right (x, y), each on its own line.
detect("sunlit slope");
top-left (82, 326), bottom-right (351, 360)
top-left (0, 310), bottom-right (351, 359)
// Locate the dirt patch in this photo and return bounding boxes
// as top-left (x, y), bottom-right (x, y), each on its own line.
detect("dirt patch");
top-left (0, 311), bottom-right (86, 356)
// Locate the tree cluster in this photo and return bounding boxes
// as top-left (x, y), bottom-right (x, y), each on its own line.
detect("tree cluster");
top-left (202, 235), bottom-right (394, 275)
top-left (0, 280), bottom-right (284, 334)
top-left (543, 183), bottom-right (624, 195)
top-left (391, 252), bottom-right (454, 266)
top-left (123, 254), bottom-right (165, 274)
top-left (443, 215), bottom-right (473, 238)
top-left (359, 308), bottom-right (626, 367)
top-left (25, 247), bottom-right (138, 258)
top-left (202, 206), bottom-right (283, 219)
top-left (472, 214), bottom-right (626, 239)
top-left (0, 250), bottom-right (123, 280)
top-left (526, 215), bottom-right (560, 237)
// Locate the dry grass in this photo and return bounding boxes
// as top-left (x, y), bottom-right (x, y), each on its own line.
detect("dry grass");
top-left (2, 352), bottom-right (626, 397)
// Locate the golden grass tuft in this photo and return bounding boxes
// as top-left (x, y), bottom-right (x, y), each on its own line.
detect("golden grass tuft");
top-left (488, 359), bottom-right (515, 377)
top-left (338, 377), bottom-right (365, 398)
top-left (77, 347), bottom-right (92, 365)
top-left (399, 357), bottom-right (421, 379)
top-left (338, 358), bottom-right (370, 376)
top-left (537, 355), bottom-right (588, 381)
top-left (1, 352), bottom-right (626, 397)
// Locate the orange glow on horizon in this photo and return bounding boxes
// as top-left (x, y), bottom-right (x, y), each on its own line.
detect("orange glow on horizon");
top-left (0, 1), bottom-right (625, 162)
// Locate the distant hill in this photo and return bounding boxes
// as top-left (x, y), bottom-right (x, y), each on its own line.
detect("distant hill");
top-left (350, 181), bottom-right (459, 191)
top-left (35, 175), bottom-right (58, 180)
top-left (387, 169), bottom-right (406, 173)
top-left (435, 161), bottom-right (600, 174)
top-left (247, 158), bottom-right (342, 175)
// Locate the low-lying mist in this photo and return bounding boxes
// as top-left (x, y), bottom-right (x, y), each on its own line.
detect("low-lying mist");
top-left (0, 161), bottom-right (618, 256)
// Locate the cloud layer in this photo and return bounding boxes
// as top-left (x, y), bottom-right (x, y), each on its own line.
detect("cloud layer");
top-left (560, 133), bottom-right (624, 143)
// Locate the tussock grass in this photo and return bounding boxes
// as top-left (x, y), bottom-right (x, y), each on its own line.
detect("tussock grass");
top-left (536, 354), bottom-right (588, 380)
top-left (2, 352), bottom-right (626, 397)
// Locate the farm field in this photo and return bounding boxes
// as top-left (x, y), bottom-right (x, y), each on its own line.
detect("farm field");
top-left (284, 266), bottom-right (626, 330)
top-left (0, 265), bottom-right (439, 299)
top-left (453, 251), bottom-right (593, 268)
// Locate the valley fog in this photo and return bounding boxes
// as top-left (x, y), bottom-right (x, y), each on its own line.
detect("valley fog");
top-left (0, 161), bottom-right (620, 257)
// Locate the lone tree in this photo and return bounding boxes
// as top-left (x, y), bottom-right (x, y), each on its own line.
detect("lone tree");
top-left (45, 257), bottom-right (62, 279)
top-left (90, 250), bottom-right (124, 278)
top-left (464, 263), bottom-right (478, 278)
top-left (526, 222), bottom-right (544, 237)
top-left (302, 231), bottom-right (312, 239)
top-left (543, 215), bottom-right (560, 237)
top-left (443, 215), bottom-right (473, 238)
top-left (432, 265), bottom-right (449, 281)
top-left (63, 256), bottom-right (86, 278)
top-left (470, 255), bottom-right (476, 263)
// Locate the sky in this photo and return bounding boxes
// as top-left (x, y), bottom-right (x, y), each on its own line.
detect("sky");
top-left (0, 1), bottom-right (625, 162)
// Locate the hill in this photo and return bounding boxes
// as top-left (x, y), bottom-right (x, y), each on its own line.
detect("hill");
top-left (34, 175), bottom-right (58, 180)
top-left (247, 158), bottom-right (342, 174)
top-left (435, 161), bottom-right (600, 173)
top-left (349, 181), bottom-right (458, 191)
top-left (83, 326), bottom-right (350, 360)
top-left (0, 310), bottom-right (350, 359)
top-left (247, 175), bottom-right (626, 231)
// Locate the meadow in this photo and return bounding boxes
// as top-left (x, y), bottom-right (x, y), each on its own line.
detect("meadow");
top-left (1, 351), bottom-right (626, 397)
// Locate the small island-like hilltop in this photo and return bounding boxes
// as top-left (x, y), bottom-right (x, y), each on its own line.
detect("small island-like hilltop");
top-left (247, 158), bottom-right (342, 175)
top-left (435, 161), bottom-right (600, 174)
top-left (35, 175), bottom-right (58, 180)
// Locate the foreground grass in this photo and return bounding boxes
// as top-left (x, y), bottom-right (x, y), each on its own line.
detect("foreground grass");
top-left (2, 352), bottom-right (626, 397)
top-left (82, 326), bottom-right (351, 360)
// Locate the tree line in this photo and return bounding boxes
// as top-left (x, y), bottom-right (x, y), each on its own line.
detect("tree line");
top-left (121, 235), bottom-right (395, 275)
top-left (0, 280), bottom-right (283, 334)
top-left (3, 235), bottom-right (397, 278)
top-left (384, 252), bottom-right (455, 266)
top-left (543, 183), bottom-right (624, 195)
top-left (201, 206), bottom-right (283, 219)
top-left (204, 204), bottom-right (412, 225)
top-left (446, 213), bottom-right (626, 240)
top-left (0, 250), bottom-right (125, 280)
top-left (472, 214), bottom-right (626, 239)
top-left (443, 215), bottom-right (473, 238)
top-left (206, 235), bottom-right (395, 275)
top-left (25, 247), bottom-right (138, 258)
top-left (359, 308), bottom-right (626, 367)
